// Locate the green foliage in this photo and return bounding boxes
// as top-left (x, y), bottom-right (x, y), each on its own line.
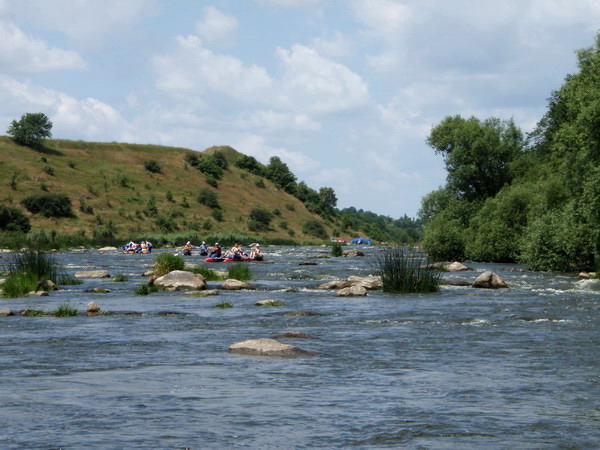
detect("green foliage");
top-left (374, 247), bottom-right (441, 293)
top-left (302, 219), bottom-right (328, 240)
top-left (255, 178), bottom-right (266, 189)
top-left (144, 160), bottom-right (162, 174)
top-left (113, 274), bottom-right (128, 282)
top-left (190, 266), bottom-right (223, 281)
top-left (186, 152), bottom-right (224, 179)
top-left (235, 154), bottom-right (265, 176)
top-left (0, 203), bottom-right (31, 233)
top-left (153, 252), bottom-right (185, 276)
top-left (146, 195), bottom-right (158, 216)
top-left (227, 263), bottom-right (252, 281)
top-left (215, 300), bottom-right (233, 308)
top-left (331, 242), bottom-right (343, 257)
top-left (1, 271), bottom-right (38, 298)
top-left (43, 166), bottom-right (55, 176)
top-left (53, 303), bottom-right (79, 317)
top-left (211, 208), bottom-right (223, 222)
top-left (197, 188), bottom-right (220, 209)
top-left (248, 207), bottom-right (273, 231)
top-left (166, 190), bottom-right (174, 202)
top-left (21, 193), bottom-right (74, 218)
top-left (7, 112), bottom-right (53, 147)
top-left (266, 156), bottom-right (297, 194)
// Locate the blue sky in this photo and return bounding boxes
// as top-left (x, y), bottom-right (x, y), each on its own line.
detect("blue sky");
top-left (1, 0), bottom-right (599, 217)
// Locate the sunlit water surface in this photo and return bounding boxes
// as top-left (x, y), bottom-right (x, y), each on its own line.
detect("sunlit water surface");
top-left (1, 247), bottom-right (599, 448)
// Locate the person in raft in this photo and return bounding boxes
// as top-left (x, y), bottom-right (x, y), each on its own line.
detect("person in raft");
top-left (210, 242), bottom-right (222, 258)
top-left (224, 243), bottom-right (244, 260)
top-left (198, 241), bottom-right (209, 256)
top-left (250, 243), bottom-right (263, 260)
top-left (182, 241), bottom-right (194, 256)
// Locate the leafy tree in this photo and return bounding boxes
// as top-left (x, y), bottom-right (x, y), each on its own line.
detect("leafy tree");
top-left (319, 187), bottom-right (337, 210)
top-left (235, 154), bottom-right (265, 176)
top-left (248, 207), bottom-right (273, 231)
top-left (302, 219), bottom-right (328, 239)
top-left (427, 115), bottom-right (523, 202)
top-left (0, 204), bottom-right (31, 233)
top-left (7, 112), bottom-right (53, 147)
top-left (266, 156), bottom-right (297, 194)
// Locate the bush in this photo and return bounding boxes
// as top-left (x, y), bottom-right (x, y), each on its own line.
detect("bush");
top-left (302, 219), bottom-right (328, 239)
top-left (197, 188), bottom-right (220, 209)
top-left (153, 252), bottom-right (185, 276)
top-left (331, 242), bottom-right (343, 257)
top-left (1, 271), bottom-right (38, 298)
top-left (374, 247), bottom-right (441, 293)
top-left (21, 193), bottom-right (74, 218)
top-left (53, 303), bottom-right (79, 317)
top-left (144, 160), bottom-right (162, 174)
top-left (0, 204), bottom-right (31, 233)
top-left (211, 208), bottom-right (223, 222)
top-left (248, 207), bottom-right (273, 231)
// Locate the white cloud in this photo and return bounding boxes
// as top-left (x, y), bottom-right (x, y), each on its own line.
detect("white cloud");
top-left (311, 32), bottom-right (354, 59)
top-left (6, 0), bottom-right (157, 48)
top-left (0, 75), bottom-right (129, 141)
top-left (254, 0), bottom-right (330, 10)
top-left (276, 44), bottom-right (370, 113)
top-left (234, 110), bottom-right (321, 132)
top-left (0, 21), bottom-right (85, 73)
top-left (351, 0), bottom-right (413, 35)
top-left (195, 6), bottom-right (238, 43)
top-left (154, 35), bottom-right (273, 103)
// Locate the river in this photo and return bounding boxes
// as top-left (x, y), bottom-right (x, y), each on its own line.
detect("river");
top-left (0, 246), bottom-right (598, 448)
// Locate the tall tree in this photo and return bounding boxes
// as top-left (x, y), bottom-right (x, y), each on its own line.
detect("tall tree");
top-left (427, 115), bottom-right (523, 202)
top-left (7, 112), bottom-right (53, 147)
top-left (266, 156), bottom-right (297, 194)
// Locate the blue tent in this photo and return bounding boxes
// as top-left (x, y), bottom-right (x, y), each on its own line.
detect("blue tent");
top-left (350, 237), bottom-right (372, 245)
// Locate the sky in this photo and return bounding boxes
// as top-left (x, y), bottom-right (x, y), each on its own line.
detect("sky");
top-left (1, 0), bottom-right (599, 218)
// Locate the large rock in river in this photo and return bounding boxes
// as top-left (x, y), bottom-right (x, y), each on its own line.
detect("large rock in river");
top-left (75, 270), bottom-right (110, 278)
top-left (154, 270), bottom-right (206, 290)
top-left (472, 271), bottom-right (508, 289)
top-left (221, 279), bottom-right (254, 290)
top-left (228, 338), bottom-right (315, 357)
top-left (347, 275), bottom-right (382, 290)
top-left (336, 285), bottom-right (368, 297)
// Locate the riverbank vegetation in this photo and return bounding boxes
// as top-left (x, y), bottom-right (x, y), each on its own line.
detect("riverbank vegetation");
top-left (374, 247), bottom-right (441, 293)
top-left (1, 248), bottom-right (63, 298)
top-left (420, 33), bottom-right (600, 272)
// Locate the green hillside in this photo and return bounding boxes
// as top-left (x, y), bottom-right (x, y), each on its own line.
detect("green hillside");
top-left (0, 137), bottom-right (346, 244)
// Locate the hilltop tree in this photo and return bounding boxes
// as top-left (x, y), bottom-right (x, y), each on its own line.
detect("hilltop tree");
top-left (7, 112), bottom-right (53, 147)
top-left (266, 156), bottom-right (297, 194)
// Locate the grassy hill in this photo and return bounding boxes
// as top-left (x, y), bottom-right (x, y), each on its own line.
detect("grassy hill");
top-left (0, 136), bottom-right (347, 245)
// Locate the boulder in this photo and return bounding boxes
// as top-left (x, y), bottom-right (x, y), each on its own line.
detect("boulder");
top-left (299, 261), bottom-right (318, 266)
top-left (87, 301), bottom-right (101, 314)
top-left (75, 270), bottom-right (110, 279)
top-left (343, 249), bottom-right (364, 257)
top-left (28, 291), bottom-right (49, 296)
top-left (0, 309), bottom-right (14, 316)
top-left (336, 285), bottom-right (368, 297)
top-left (256, 299), bottom-right (285, 307)
top-left (221, 279), bottom-right (254, 290)
top-left (472, 271), bottom-right (508, 289)
top-left (579, 272), bottom-right (597, 279)
top-left (318, 280), bottom-right (352, 290)
top-left (181, 289), bottom-right (219, 296)
top-left (36, 279), bottom-right (57, 291)
top-left (277, 331), bottom-right (312, 339)
top-left (446, 261), bottom-right (472, 272)
top-left (228, 338), bottom-right (315, 357)
top-left (98, 246), bottom-right (118, 252)
top-left (347, 275), bottom-right (382, 290)
top-left (154, 270), bottom-right (206, 290)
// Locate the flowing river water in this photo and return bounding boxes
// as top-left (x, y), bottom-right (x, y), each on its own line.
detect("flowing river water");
top-left (0, 246), bottom-right (599, 449)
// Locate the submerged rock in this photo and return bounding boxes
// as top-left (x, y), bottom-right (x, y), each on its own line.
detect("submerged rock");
top-left (98, 246), bottom-right (118, 252)
top-left (277, 331), bottom-right (312, 339)
top-left (0, 309), bottom-right (14, 316)
top-left (343, 249), bottom-right (364, 257)
top-left (28, 291), bottom-right (49, 296)
top-left (318, 280), bottom-right (352, 289)
top-left (256, 299), bottom-right (285, 307)
top-left (336, 285), bottom-right (368, 297)
top-left (283, 311), bottom-right (322, 317)
top-left (75, 270), bottom-right (110, 278)
top-left (221, 279), bottom-right (254, 290)
top-left (472, 271), bottom-right (508, 289)
top-left (154, 270), bottom-right (206, 290)
top-left (228, 338), bottom-right (315, 357)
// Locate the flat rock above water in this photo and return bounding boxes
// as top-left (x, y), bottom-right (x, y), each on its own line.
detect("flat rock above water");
top-left (228, 338), bottom-right (315, 357)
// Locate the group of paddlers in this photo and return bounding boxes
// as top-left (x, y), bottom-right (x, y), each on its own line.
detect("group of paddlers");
top-left (182, 241), bottom-right (264, 260)
top-left (121, 240), bottom-right (153, 253)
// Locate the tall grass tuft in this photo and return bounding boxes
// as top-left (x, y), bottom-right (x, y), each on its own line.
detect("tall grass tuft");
top-left (374, 247), bottom-right (441, 294)
top-left (53, 303), bottom-right (79, 317)
top-left (331, 242), bottom-right (343, 257)
top-left (190, 266), bottom-right (224, 281)
top-left (2, 248), bottom-right (62, 298)
top-left (153, 253), bottom-right (184, 276)
top-left (227, 263), bottom-right (252, 281)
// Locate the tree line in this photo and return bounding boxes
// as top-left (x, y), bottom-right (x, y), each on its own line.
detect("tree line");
top-left (420, 33), bottom-right (600, 271)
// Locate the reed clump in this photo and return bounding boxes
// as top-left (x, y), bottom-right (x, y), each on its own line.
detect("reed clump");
top-left (374, 247), bottom-right (441, 294)
top-left (153, 253), bottom-right (184, 276)
top-left (1, 248), bottom-right (62, 298)
top-left (227, 263), bottom-right (252, 281)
